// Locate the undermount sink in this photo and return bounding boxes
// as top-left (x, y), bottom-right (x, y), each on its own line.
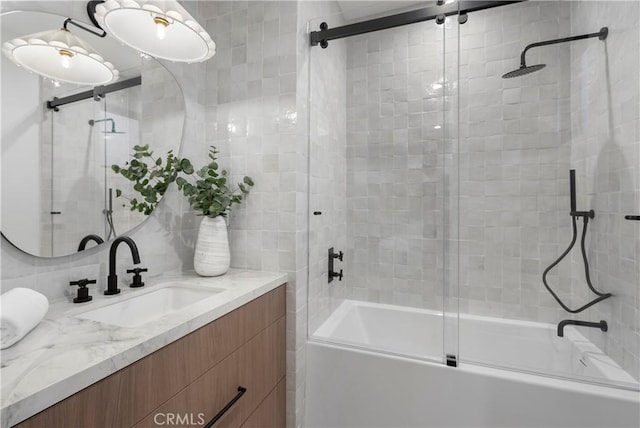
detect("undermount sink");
top-left (76, 285), bottom-right (225, 327)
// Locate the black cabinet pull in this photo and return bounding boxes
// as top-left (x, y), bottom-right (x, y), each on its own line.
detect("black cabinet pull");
top-left (203, 386), bottom-right (247, 428)
top-left (624, 215), bottom-right (640, 221)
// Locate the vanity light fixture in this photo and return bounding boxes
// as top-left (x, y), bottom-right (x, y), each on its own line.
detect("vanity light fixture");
top-left (1, 18), bottom-right (119, 86)
top-left (90, 0), bottom-right (216, 63)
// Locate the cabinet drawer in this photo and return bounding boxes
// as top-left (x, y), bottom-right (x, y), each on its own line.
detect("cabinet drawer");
top-left (242, 379), bottom-right (286, 428)
top-left (134, 316), bottom-right (285, 427)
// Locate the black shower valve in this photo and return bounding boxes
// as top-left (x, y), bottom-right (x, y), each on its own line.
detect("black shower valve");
top-left (331, 269), bottom-right (344, 281)
top-left (332, 250), bottom-right (344, 262)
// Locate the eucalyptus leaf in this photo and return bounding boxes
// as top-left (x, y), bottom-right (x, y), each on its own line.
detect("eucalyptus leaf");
top-left (111, 145), bottom-right (254, 219)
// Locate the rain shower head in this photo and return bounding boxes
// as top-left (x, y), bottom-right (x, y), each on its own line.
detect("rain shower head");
top-left (502, 63), bottom-right (546, 79)
top-left (88, 118), bottom-right (125, 134)
top-left (503, 27), bottom-right (607, 79)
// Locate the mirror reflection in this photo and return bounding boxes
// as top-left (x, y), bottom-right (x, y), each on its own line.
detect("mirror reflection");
top-left (1, 10), bottom-right (185, 258)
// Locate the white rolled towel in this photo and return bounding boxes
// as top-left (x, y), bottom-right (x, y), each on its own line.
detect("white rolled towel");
top-left (1, 287), bottom-right (49, 349)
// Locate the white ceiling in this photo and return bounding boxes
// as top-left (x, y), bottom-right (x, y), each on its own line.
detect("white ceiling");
top-left (336, 1), bottom-right (433, 22)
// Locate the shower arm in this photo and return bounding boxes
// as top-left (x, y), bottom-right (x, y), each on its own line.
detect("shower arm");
top-left (519, 27), bottom-right (608, 67)
top-left (89, 118), bottom-right (116, 133)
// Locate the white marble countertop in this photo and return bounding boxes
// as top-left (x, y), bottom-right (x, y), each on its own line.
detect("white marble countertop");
top-left (0, 269), bottom-right (287, 428)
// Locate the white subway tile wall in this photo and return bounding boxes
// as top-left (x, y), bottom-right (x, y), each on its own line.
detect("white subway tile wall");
top-left (344, 21), bottom-right (448, 309)
top-left (458, 2), bottom-right (573, 322)
top-left (568, 0), bottom-right (639, 381)
top-left (199, 2), bottom-right (307, 425)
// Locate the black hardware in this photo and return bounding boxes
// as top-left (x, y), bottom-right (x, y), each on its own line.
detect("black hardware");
top-left (69, 278), bottom-right (96, 303)
top-left (203, 386), bottom-right (247, 428)
top-left (313, 211), bottom-right (322, 215)
top-left (47, 76), bottom-right (141, 111)
top-left (503, 27), bottom-right (607, 78)
top-left (63, 17), bottom-right (106, 38)
top-left (328, 247), bottom-right (344, 283)
top-left (77, 234), bottom-right (104, 251)
top-left (519, 27), bottom-right (608, 69)
top-left (87, 1), bottom-right (106, 31)
top-left (436, 14), bottom-right (445, 25)
top-left (625, 215), bottom-right (640, 221)
top-left (50, 211), bottom-right (62, 215)
top-left (446, 354), bottom-right (457, 367)
top-left (458, 12), bottom-right (469, 24)
top-left (106, 236), bottom-right (141, 295)
top-left (330, 269), bottom-right (344, 281)
top-left (542, 170), bottom-right (611, 313)
top-left (557, 319), bottom-right (607, 337)
top-left (127, 267), bottom-right (148, 288)
top-left (310, 1), bottom-right (524, 48)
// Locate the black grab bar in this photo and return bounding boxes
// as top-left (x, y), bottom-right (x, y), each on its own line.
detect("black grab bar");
top-left (542, 170), bottom-right (611, 314)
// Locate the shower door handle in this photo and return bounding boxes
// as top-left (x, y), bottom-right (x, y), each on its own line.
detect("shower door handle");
top-left (624, 215), bottom-right (640, 220)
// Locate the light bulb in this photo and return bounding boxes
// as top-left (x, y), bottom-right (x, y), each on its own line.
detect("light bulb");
top-left (153, 16), bottom-right (170, 40)
top-left (58, 49), bottom-right (74, 69)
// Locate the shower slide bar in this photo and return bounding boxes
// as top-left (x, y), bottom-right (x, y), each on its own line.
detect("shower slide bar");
top-left (46, 75), bottom-right (141, 111)
top-left (310, 0), bottom-right (525, 48)
top-left (542, 170), bottom-right (612, 314)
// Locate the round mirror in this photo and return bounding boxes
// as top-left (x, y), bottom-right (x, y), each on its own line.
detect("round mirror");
top-left (1, 10), bottom-right (185, 257)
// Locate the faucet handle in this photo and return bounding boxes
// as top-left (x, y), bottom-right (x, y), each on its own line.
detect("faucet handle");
top-left (127, 267), bottom-right (147, 288)
top-left (69, 278), bottom-right (95, 303)
top-left (70, 278), bottom-right (97, 287)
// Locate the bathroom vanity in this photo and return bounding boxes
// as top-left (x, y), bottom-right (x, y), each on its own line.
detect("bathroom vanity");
top-left (1, 270), bottom-right (287, 428)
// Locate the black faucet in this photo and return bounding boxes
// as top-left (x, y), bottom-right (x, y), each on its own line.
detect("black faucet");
top-left (77, 234), bottom-right (104, 251)
top-left (557, 319), bottom-right (607, 337)
top-left (105, 236), bottom-right (141, 295)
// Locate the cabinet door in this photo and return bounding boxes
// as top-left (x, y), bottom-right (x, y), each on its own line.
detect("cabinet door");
top-left (134, 316), bottom-right (285, 428)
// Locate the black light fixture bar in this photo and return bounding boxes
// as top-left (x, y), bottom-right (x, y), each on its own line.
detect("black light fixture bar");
top-left (46, 76), bottom-right (142, 111)
top-left (310, 0), bottom-right (525, 47)
top-left (63, 17), bottom-right (106, 38)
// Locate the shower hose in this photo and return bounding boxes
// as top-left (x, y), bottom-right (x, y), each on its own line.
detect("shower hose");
top-left (542, 213), bottom-right (611, 313)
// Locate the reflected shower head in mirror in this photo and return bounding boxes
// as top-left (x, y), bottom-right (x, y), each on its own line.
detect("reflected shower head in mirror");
top-left (503, 27), bottom-right (607, 79)
top-left (502, 64), bottom-right (546, 79)
top-left (88, 118), bottom-right (125, 134)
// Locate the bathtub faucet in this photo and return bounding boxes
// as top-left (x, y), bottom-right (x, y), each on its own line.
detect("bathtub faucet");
top-left (557, 319), bottom-right (607, 337)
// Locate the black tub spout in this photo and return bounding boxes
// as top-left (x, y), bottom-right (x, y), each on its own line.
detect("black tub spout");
top-left (557, 319), bottom-right (608, 337)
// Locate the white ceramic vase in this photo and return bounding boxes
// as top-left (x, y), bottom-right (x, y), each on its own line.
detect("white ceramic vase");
top-left (194, 216), bottom-right (230, 276)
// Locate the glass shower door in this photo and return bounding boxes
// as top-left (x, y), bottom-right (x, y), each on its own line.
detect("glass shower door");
top-left (307, 11), bottom-right (456, 366)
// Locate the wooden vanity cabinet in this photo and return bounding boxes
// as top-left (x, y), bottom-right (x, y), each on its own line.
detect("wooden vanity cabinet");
top-left (15, 285), bottom-right (286, 428)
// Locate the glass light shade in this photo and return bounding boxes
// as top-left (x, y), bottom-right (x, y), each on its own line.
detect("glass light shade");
top-left (93, 0), bottom-right (216, 63)
top-left (2, 28), bottom-right (119, 85)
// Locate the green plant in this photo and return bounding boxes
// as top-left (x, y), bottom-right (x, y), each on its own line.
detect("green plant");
top-left (111, 144), bottom-right (190, 215)
top-left (175, 146), bottom-right (254, 218)
top-left (112, 145), bottom-right (253, 218)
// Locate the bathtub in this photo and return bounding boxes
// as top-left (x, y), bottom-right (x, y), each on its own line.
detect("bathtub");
top-left (305, 300), bottom-right (640, 427)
